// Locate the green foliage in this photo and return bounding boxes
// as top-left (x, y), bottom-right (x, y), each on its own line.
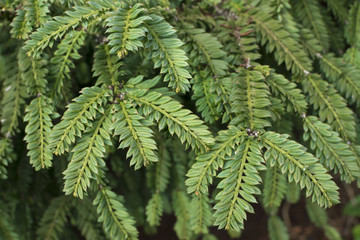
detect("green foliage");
top-left (93, 185), bottom-right (138, 240)
top-left (268, 216), bottom-right (289, 240)
top-left (1, 1), bottom-right (360, 239)
top-left (24, 96), bottom-right (54, 170)
top-left (37, 196), bottom-right (72, 240)
top-left (292, 0), bottom-right (329, 49)
top-left (106, 2), bottom-right (150, 58)
top-left (144, 14), bottom-right (191, 93)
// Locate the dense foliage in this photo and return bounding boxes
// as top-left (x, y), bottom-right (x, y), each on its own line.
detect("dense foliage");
top-left (0, 0), bottom-right (359, 239)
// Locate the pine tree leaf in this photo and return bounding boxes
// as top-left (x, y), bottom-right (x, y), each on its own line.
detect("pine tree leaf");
top-left (63, 108), bottom-right (112, 198)
top-left (325, 0), bottom-right (347, 21)
top-left (172, 190), bottom-right (192, 239)
top-left (10, 9), bottom-right (32, 39)
top-left (24, 0), bottom-right (115, 56)
top-left (346, 2), bottom-right (360, 48)
top-left (0, 138), bottom-right (15, 179)
top-left (292, 0), bottom-right (329, 49)
top-left (1, 56), bottom-right (27, 137)
top-left (111, 102), bottom-right (158, 170)
top-left (106, 2), bottom-right (150, 58)
top-left (37, 196), bottom-right (72, 240)
top-left (213, 139), bottom-right (265, 231)
top-left (93, 43), bottom-right (125, 86)
top-left (19, 50), bottom-right (48, 96)
top-left (146, 193), bottom-right (163, 227)
top-left (50, 29), bottom-right (85, 99)
top-left (265, 71), bottom-right (307, 114)
top-left (305, 198), bottom-right (327, 228)
top-left (303, 115), bottom-right (360, 182)
top-left (263, 164), bottom-right (287, 210)
top-left (0, 208), bottom-right (19, 240)
top-left (94, 186), bottom-right (139, 240)
top-left (268, 216), bottom-right (289, 240)
top-left (50, 86), bottom-right (110, 155)
top-left (144, 14), bottom-right (191, 93)
top-left (238, 4), bottom-right (312, 76)
top-left (24, 96), bottom-right (54, 170)
top-left (302, 74), bottom-right (356, 142)
top-left (262, 131), bottom-right (339, 208)
top-left (128, 89), bottom-right (215, 153)
top-left (317, 53), bottom-right (360, 107)
top-left (190, 194), bottom-right (213, 234)
top-left (186, 125), bottom-right (245, 194)
top-left (230, 68), bottom-right (272, 129)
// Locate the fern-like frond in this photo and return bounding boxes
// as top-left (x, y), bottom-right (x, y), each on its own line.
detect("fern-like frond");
top-left (186, 125), bottom-right (244, 194)
top-left (265, 71), bottom-right (307, 114)
top-left (189, 194), bottom-right (213, 234)
top-left (213, 139), bottom-right (265, 231)
top-left (0, 208), bottom-right (19, 240)
top-left (325, 0), bottom-right (347, 21)
top-left (180, 25), bottom-right (228, 123)
top-left (268, 216), bottom-right (289, 240)
top-left (1, 58), bottom-right (27, 136)
top-left (182, 26), bottom-right (228, 76)
top-left (292, 0), bottom-right (329, 49)
top-left (346, 2), bottom-right (360, 48)
top-left (128, 89), bottom-right (214, 152)
top-left (145, 192), bottom-right (163, 227)
top-left (286, 181), bottom-right (300, 204)
top-left (37, 196), bottom-right (72, 240)
top-left (50, 86), bottom-right (110, 155)
top-left (230, 68), bottom-right (272, 129)
top-left (303, 115), bottom-right (360, 182)
top-left (111, 102), bottom-right (158, 169)
top-left (262, 131), bottom-right (339, 208)
top-left (10, 9), bottom-right (32, 39)
top-left (24, 96), bottom-right (54, 170)
top-left (144, 14), bottom-right (191, 93)
top-left (191, 70), bottom-right (220, 124)
top-left (72, 198), bottom-right (105, 240)
top-left (26, 0), bottom-right (50, 27)
top-left (302, 74), bottom-right (356, 142)
top-left (317, 53), bottom-right (360, 106)
top-left (63, 108), bottom-right (112, 198)
top-left (106, 2), bottom-right (150, 58)
top-left (93, 44), bottom-right (125, 86)
top-left (50, 29), bottom-right (85, 98)
top-left (24, 0), bottom-right (115, 56)
top-left (146, 138), bottom-right (170, 192)
top-left (263, 164), bottom-right (287, 210)
top-left (19, 50), bottom-right (48, 96)
top-left (0, 138), bottom-right (15, 179)
top-left (172, 190), bottom-right (192, 239)
top-left (298, 28), bottom-right (322, 59)
top-left (94, 186), bottom-right (139, 240)
top-left (239, 5), bottom-right (312, 76)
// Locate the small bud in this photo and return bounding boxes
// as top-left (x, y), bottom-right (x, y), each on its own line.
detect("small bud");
top-left (316, 53), bottom-right (323, 58)
top-left (5, 132), bottom-right (11, 138)
top-left (118, 92), bottom-right (125, 100)
top-left (347, 141), bottom-right (351, 145)
top-left (303, 70), bottom-right (310, 76)
top-left (108, 85), bottom-right (114, 90)
top-left (301, 113), bottom-right (306, 118)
